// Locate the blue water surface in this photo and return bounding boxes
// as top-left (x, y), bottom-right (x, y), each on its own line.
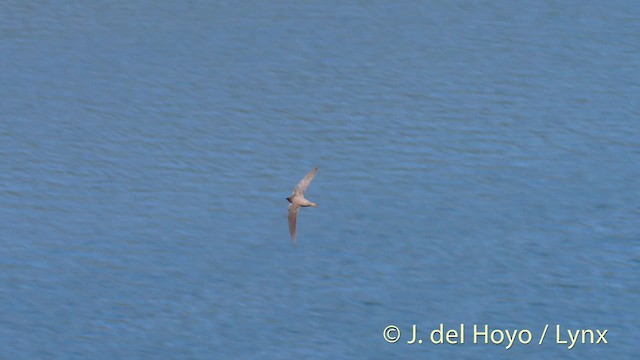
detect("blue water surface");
top-left (1, 1), bottom-right (639, 359)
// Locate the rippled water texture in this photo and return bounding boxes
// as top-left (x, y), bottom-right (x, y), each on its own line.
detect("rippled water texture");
top-left (1, 1), bottom-right (639, 359)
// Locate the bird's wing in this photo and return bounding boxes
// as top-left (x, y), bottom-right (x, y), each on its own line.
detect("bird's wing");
top-left (288, 203), bottom-right (300, 242)
top-left (293, 167), bottom-right (318, 196)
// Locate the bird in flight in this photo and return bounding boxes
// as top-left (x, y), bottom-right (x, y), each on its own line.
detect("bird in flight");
top-left (287, 167), bottom-right (318, 242)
